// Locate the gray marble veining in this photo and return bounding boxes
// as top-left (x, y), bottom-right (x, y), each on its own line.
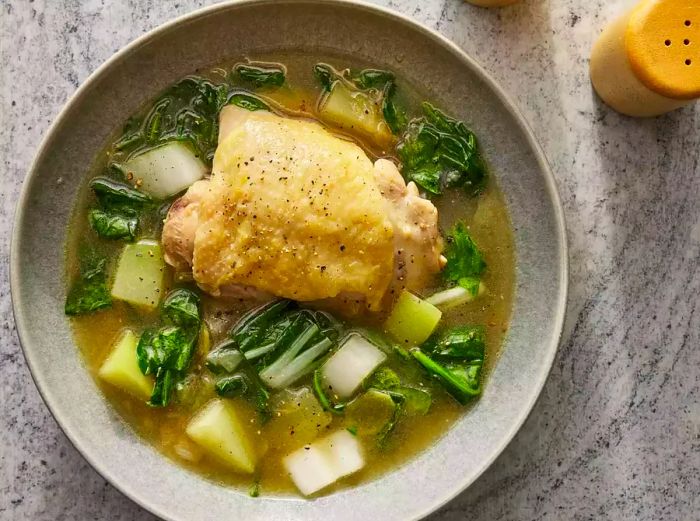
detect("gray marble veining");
top-left (0, 1), bottom-right (698, 520)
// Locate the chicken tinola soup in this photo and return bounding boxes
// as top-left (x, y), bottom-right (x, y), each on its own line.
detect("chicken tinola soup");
top-left (65, 55), bottom-right (515, 497)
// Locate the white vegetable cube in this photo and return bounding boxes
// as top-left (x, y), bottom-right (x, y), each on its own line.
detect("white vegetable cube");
top-left (317, 430), bottom-right (364, 478)
top-left (124, 142), bottom-right (207, 199)
top-left (185, 399), bottom-right (258, 474)
top-left (98, 329), bottom-right (153, 401)
top-left (283, 430), bottom-right (364, 496)
top-left (384, 290), bottom-right (442, 346)
top-left (283, 442), bottom-right (337, 496)
top-left (111, 240), bottom-right (166, 310)
top-left (321, 334), bottom-right (386, 399)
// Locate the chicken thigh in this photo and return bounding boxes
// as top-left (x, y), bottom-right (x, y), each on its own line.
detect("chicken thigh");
top-left (162, 105), bottom-right (444, 312)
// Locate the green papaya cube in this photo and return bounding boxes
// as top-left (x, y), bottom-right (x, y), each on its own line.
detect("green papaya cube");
top-left (319, 82), bottom-right (390, 143)
top-left (111, 239), bottom-right (166, 310)
top-left (98, 329), bottom-right (154, 401)
top-left (185, 399), bottom-right (258, 474)
top-left (384, 290), bottom-right (442, 346)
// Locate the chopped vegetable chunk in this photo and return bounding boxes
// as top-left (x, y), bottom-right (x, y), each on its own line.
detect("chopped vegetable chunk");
top-left (384, 290), bottom-right (442, 346)
top-left (98, 330), bottom-right (154, 400)
top-left (264, 387), bottom-right (332, 450)
top-left (110, 240), bottom-right (165, 310)
top-left (283, 430), bottom-right (364, 496)
top-left (186, 399), bottom-right (259, 473)
top-left (321, 334), bottom-right (386, 399)
top-left (319, 81), bottom-right (393, 147)
top-left (124, 142), bottom-right (207, 199)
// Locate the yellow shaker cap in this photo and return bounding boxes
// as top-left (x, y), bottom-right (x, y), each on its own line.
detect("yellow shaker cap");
top-left (625, 0), bottom-right (700, 100)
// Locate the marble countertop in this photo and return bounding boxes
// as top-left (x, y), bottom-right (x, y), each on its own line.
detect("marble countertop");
top-left (1, 0), bottom-right (698, 519)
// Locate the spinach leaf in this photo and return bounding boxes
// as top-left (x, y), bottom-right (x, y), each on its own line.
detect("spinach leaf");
top-left (313, 63), bottom-right (337, 91)
top-left (115, 76), bottom-right (229, 166)
top-left (149, 368), bottom-right (175, 407)
top-left (423, 325), bottom-right (485, 360)
top-left (382, 81), bottom-right (407, 134)
top-left (458, 276), bottom-right (481, 297)
top-left (64, 252), bottom-right (112, 316)
top-left (162, 289), bottom-right (201, 373)
top-left (162, 288), bottom-right (201, 327)
top-left (215, 373), bottom-right (250, 397)
top-left (172, 331), bottom-right (200, 373)
top-left (136, 326), bottom-right (188, 376)
top-left (353, 69), bottom-right (394, 89)
top-left (90, 176), bottom-right (151, 209)
top-left (410, 349), bottom-right (483, 404)
top-left (406, 164), bottom-right (442, 194)
top-left (228, 92), bottom-right (270, 112)
top-left (213, 369), bottom-right (271, 419)
top-left (411, 325), bottom-right (486, 405)
top-left (88, 176), bottom-right (151, 242)
top-left (443, 222), bottom-right (486, 285)
top-left (396, 103), bottom-right (486, 195)
top-left (397, 120), bottom-right (440, 170)
top-left (136, 288), bottom-right (203, 407)
top-left (244, 372), bottom-right (272, 419)
top-left (215, 371), bottom-right (270, 417)
top-left (234, 63), bottom-right (285, 88)
top-left (88, 209), bottom-right (137, 241)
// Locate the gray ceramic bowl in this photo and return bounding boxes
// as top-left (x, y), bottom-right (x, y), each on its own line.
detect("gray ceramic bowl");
top-left (11, 1), bottom-right (568, 519)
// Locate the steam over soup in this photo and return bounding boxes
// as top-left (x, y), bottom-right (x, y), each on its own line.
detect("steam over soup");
top-left (66, 55), bottom-right (515, 497)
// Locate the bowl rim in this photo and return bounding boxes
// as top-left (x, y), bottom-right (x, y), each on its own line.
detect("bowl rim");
top-left (10, 0), bottom-right (569, 519)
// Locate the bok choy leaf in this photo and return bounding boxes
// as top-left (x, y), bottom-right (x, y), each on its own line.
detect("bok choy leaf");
top-left (210, 302), bottom-right (341, 394)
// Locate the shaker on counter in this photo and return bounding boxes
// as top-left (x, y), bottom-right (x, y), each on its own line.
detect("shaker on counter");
top-left (590, 0), bottom-right (700, 117)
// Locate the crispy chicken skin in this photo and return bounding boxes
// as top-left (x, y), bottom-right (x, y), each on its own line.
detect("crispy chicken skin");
top-left (162, 106), bottom-right (444, 312)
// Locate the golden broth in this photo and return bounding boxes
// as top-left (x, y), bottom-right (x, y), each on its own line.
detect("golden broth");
top-left (68, 55), bottom-right (515, 496)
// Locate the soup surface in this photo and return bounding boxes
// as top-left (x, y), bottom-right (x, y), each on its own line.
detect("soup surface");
top-left (66, 53), bottom-right (515, 497)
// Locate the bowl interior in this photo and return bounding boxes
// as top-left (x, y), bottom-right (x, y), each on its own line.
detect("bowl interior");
top-left (11, 1), bottom-right (567, 520)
